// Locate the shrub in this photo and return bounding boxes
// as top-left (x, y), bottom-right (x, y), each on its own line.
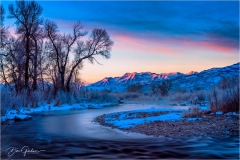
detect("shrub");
top-left (208, 76), bottom-right (239, 113)
top-left (54, 90), bottom-right (77, 105)
top-left (220, 84), bottom-right (239, 113)
top-left (1, 87), bottom-right (29, 115)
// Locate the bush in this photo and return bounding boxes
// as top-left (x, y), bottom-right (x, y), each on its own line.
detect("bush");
top-left (0, 88), bottom-right (39, 115)
top-left (54, 90), bottom-right (77, 106)
top-left (1, 87), bottom-right (19, 115)
top-left (220, 85), bottom-right (239, 113)
top-left (208, 77), bottom-right (239, 113)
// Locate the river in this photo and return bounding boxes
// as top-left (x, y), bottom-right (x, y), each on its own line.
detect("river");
top-left (1, 103), bottom-right (239, 159)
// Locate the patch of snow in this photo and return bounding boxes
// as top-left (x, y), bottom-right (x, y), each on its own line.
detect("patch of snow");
top-left (216, 111), bottom-right (223, 115)
top-left (104, 108), bottom-right (201, 129)
top-left (224, 112), bottom-right (239, 116)
top-left (2, 114), bottom-right (32, 122)
top-left (198, 106), bottom-right (209, 110)
top-left (2, 102), bottom-right (116, 122)
top-left (16, 114), bottom-right (32, 119)
top-left (187, 118), bottom-right (202, 121)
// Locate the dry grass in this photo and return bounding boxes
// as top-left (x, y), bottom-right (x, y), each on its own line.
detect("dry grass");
top-left (167, 90), bottom-right (206, 104)
top-left (182, 106), bottom-right (211, 118)
top-left (86, 91), bottom-right (118, 103)
top-left (208, 83), bottom-right (239, 114)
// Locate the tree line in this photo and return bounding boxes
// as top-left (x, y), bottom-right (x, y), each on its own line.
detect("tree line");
top-left (0, 0), bottom-right (114, 95)
top-left (126, 80), bottom-right (173, 96)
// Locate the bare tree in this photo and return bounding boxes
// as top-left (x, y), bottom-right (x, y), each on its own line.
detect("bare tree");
top-left (1, 37), bottom-right (25, 93)
top-left (2, 1), bottom-right (114, 97)
top-left (45, 20), bottom-right (114, 92)
top-left (8, 0), bottom-right (43, 89)
top-left (65, 28), bottom-right (113, 92)
top-left (0, 5), bottom-right (9, 87)
top-left (0, 5), bottom-right (8, 48)
top-left (30, 27), bottom-right (45, 90)
top-left (44, 20), bottom-right (87, 92)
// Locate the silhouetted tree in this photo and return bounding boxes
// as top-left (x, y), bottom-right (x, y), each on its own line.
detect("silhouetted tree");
top-left (1, 37), bottom-right (25, 93)
top-left (0, 5), bottom-right (9, 87)
top-left (8, 0), bottom-right (43, 89)
top-left (45, 20), bottom-right (114, 92)
top-left (44, 20), bottom-right (86, 92)
top-left (65, 28), bottom-right (113, 92)
top-left (30, 26), bottom-right (45, 90)
top-left (1, 0), bottom-right (114, 100)
top-left (0, 5), bottom-right (8, 48)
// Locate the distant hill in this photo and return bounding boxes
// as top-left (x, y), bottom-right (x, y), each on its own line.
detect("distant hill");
top-left (87, 63), bottom-right (239, 93)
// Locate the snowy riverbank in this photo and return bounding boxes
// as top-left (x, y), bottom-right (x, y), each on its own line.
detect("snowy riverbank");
top-left (94, 108), bottom-right (239, 139)
top-left (1, 102), bottom-right (117, 123)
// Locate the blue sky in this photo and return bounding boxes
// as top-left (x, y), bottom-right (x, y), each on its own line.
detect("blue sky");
top-left (2, 1), bottom-right (239, 83)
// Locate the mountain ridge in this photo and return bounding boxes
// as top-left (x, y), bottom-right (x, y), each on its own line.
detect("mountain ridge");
top-left (88, 62), bottom-right (239, 92)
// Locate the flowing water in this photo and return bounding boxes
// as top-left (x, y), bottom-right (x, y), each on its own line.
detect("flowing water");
top-left (1, 104), bottom-right (239, 159)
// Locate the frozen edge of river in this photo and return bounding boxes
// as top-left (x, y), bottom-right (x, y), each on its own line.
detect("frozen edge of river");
top-left (1, 102), bottom-right (117, 122)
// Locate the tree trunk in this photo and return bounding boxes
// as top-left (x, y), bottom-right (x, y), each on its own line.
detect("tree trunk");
top-left (24, 34), bottom-right (30, 89)
top-left (66, 65), bottom-right (78, 92)
top-left (32, 39), bottom-right (38, 91)
top-left (40, 60), bottom-right (44, 91)
top-left (60, 69), bottom-right (65, 91)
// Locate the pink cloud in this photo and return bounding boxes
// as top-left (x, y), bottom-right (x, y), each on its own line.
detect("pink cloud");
top-left (183, 39), bottom-right (236, 54)
top-left (114, 34), bottom-right (180, 56)
top-left (112, 32), bottom-right (238, 56)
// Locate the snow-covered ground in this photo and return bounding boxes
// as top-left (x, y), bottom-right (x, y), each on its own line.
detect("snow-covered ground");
top-left (215, 111), bottom-right (238, 116)
top-left (103, 108), bottom-right (202, 129)
top-left (1, 102), bottom-right (117, 122)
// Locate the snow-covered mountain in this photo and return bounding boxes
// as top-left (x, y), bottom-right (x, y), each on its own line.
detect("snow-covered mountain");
top-left (88, 63), bottom-right (239, 92)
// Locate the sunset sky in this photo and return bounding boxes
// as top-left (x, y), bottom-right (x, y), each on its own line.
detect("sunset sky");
top-left (2, 1), bottom-right (239, 83)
